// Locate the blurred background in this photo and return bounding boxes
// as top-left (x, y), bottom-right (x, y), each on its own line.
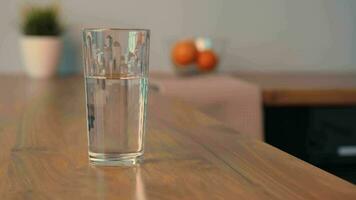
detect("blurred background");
top-left (1, 0), bottom-right (356, 73)
top-left (1, 0), bottom-right (356, 184)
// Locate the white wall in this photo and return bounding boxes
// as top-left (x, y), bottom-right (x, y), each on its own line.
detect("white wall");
top-left (1, 0), bottom-right (356, 73)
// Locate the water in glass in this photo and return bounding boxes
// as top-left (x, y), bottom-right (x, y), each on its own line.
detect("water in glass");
top-left (85, 74), bottom-right (148, 165)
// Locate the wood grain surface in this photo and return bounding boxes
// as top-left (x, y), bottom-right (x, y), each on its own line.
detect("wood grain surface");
top-left (0, 75), bottom-right (355, 199)
top-left (233, 72), bottom-right (356, 106)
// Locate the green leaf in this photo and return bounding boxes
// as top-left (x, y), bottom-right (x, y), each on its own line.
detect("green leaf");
top-left (22, 5), bottom-right (62, 36)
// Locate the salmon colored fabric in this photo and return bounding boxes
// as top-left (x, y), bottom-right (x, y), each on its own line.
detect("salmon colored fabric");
top-left (151, 75), bottom-right (263, 140)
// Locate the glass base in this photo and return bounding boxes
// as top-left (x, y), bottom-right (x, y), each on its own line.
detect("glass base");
top-left (89, 152), bottom-right (143, 166)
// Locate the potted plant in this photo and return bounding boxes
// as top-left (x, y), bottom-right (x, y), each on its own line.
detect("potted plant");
top-left (20, 5), bottom-right (63, 79)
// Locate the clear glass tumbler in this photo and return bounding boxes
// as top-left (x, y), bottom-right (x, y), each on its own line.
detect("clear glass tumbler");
top-left (82, 28), bottom-right (150, 166)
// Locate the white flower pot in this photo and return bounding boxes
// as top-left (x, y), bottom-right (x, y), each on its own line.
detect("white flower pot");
top-left (21, 36), bottom-right (62, 79)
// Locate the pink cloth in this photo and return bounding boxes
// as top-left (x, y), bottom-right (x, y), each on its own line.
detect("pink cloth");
top-left (151, 74), bottom-right (263, 140)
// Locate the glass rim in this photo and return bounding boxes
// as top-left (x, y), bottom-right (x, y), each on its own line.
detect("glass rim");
top-left (83, 27), bottom-right (150, 33)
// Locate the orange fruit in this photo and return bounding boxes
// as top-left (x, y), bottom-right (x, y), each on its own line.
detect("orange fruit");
top-left (171, 40), bottom-right (197, 66)
top-left (197, 50), bottom-right (218, 71)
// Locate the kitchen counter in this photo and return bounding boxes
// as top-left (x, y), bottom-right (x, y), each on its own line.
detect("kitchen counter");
top-left (234, 72), bottom-right (356, 106)
top-left (0, 75), bottom-right (355, 199)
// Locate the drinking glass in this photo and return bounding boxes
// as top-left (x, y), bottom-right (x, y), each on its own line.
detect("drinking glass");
top-left (82, 28), bottom-right (150, 166)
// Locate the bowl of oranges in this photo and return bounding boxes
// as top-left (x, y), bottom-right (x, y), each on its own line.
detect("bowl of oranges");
top-left (171, 37), bottom-right (221, 75)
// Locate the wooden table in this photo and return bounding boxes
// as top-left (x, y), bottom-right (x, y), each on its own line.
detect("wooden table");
top-left (0, 75), bottom-right (355, 199)
top-left (234, 72), bottom-right (356, 106)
